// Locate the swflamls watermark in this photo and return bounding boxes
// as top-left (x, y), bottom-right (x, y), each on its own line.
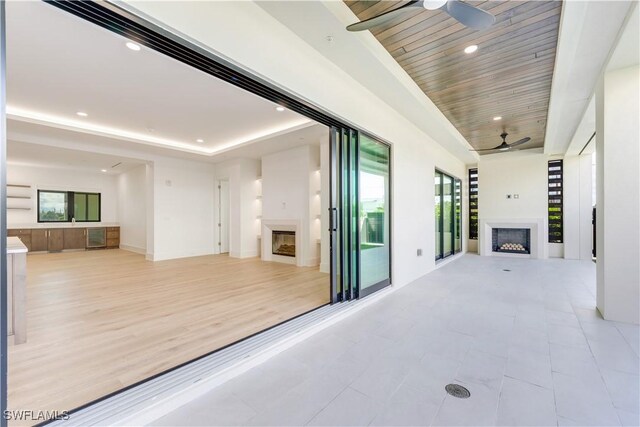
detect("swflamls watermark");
top-left (3, 410), bottom-right (70, 422)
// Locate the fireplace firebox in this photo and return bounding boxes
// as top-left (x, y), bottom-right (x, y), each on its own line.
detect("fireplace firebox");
top-left (272, 231), bottom-right (295, 257)
top-left (492, 228), bottom-right (531, 254)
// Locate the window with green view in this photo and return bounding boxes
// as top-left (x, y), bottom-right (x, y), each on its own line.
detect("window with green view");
top-left (38, 191), bottom-right (101, 222)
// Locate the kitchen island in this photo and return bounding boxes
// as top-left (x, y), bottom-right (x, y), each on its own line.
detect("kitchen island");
top-left (7, 236), bottom-right (27, 344)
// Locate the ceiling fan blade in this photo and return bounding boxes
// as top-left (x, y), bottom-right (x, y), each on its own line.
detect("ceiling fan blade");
top-left (346, 1), bottom-right (423, 32)
top-left (508, 137), bottom-right (531, 148)
top-left (469, 147), bottom-right (501, 152)
top-left (444, 0), bottom-right (495, 30)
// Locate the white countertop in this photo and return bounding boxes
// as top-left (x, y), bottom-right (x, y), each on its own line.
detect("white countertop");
top-left (8, 222), bottom-right (120, 229)
top-left (7, 237), bottom-right (28, 254)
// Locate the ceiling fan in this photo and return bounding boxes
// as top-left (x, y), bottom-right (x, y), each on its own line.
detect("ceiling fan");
top-left (470, 132), bottom-right (531, 153)
top-left (346, 0), bottom-right (496, 32)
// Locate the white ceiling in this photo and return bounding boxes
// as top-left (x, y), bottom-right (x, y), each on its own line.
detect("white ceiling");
top-left (544, 0), bottom-right (634, 155)
top-left (7, 140), bottom-right (145, 175)
top-left (5, 1), bottom-right (313, 157)
top-left (564, 2), bottom-right (638, 157)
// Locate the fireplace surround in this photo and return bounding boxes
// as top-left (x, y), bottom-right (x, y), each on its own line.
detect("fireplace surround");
top-left (479, 218), bottom-right (546, 259)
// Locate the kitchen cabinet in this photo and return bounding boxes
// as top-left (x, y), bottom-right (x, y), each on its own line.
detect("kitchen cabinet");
top-left (106, 227), bottom-right (120, 249)
top-left (31, 229), bottom-right (47, 252)
top-left (7, 226), bottom-right (119, 253)
top-left (63, 228), bottom-right (86, 250)
top-left (47, 229), bottom-right (64, 252)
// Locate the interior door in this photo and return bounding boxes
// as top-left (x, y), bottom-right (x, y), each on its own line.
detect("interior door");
top-left (218, 180), bottom-right (230, 254)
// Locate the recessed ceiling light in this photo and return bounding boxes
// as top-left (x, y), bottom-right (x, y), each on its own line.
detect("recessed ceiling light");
top-left (196, 138), bottom-right (204, 143)
top-left (275, 106), bottom-right (286, 112)
top-left (126, 42), bottom-right (141, 51)
top-left (464, 45), bottom-right (478, 54)
top-left (493, 116), bottom-right (502, 121)
top-left (101, 169), bottom-right (107, 173)
top-left (76, 111), bottom-right (88, 117)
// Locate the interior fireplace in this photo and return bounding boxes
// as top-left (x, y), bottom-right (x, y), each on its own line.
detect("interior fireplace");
top-left (492, 228), bottom-right (531, 254)
top-left (272, 231), bottom-right (296, 257)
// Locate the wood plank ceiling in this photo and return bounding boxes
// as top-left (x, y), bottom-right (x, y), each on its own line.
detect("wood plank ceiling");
top-left (345, 1), bottom-right (562, 153)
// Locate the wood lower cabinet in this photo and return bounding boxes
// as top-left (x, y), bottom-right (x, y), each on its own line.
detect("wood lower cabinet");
top-left (106, 227), bottom-right (120, 249)
top-left (8, 226), bottom-right (120, 252)
top-left (47, 229), bottom-right (64, 252)
top-left (31, 229), bottom-right (48, 252)
top-left (63, 228), bottom-right (86, 250)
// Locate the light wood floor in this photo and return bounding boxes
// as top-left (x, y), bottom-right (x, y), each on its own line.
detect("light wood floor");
top-left (8, 250), bottom-right (329, 417)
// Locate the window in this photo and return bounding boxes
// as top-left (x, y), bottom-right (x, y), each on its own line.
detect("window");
top-left (435, 170), bottom-right (462, 260)
top-left (38, 191), bottom-right (101, 222)
top-left (469, 168), bottom-right (478, 240)
top-left (548, 160), bottom-right (563, 243)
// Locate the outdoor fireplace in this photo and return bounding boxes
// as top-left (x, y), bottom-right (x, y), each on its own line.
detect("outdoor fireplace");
top-left (492, 228), bottom-right (531, 254)
top-left (272, 231), bottom-right (296, 257)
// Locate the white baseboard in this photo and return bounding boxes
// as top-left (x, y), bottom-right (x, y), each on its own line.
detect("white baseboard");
top-left (120, 244), bottom-right (146, 255)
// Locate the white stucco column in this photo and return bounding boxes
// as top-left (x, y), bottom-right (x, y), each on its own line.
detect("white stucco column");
top-left (563, 154), bottom-right (593, 260)
top-left (595, 65), bottom-right (640, 324)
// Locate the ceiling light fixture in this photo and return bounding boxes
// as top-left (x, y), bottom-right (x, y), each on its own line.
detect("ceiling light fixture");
top-left (275, 106), bottom-right (286, 112)
top-left (196, 138), bottom-right (204, 143)
top-left (76, 111), bottom-right (88, 117)
top-left (493, 116), bottom-right (502, 121)
top-left (101, 169), bottom-right (107, 172)
top-left (464, 45), bottom-right (478, 54)
top-left (126, 42), bottom-right (141, 51)
top-left (423, 0), bottom-right (448, 10)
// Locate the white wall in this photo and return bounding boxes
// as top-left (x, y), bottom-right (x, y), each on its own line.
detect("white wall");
top-left (123, 0), bottom-right (467, 289)
top-left (262, 145), bottom-right (318, 266)
top-left (6, 163), bottom-right (118, 225)
top-left (563, 154), bottom-right (594, 260)
top-left (214, 158), bottom-right (260, 259)
top-left (117, 164), bottom-right (147, 254)
top-left (478, 152), bottom-right (552, 258)
top-left (150, 157), bottom-right (216, 261)
top-left (595, 65), bottom-right (640, 324)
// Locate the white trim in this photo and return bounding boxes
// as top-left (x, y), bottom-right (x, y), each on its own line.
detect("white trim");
top-left (479, 218), bottom-right (547, 259)
top-left (119, 244), bottom-right (146, 255)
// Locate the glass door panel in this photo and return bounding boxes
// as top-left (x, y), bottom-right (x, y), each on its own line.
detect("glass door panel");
top-left (359, 135), bottom-right (390, 295)
top-left (435, 173), bottom-right (442, 260)
top-left (454, 179), bottom-right (461, 253)
top-left (442, 174), bottom-right (453, 256)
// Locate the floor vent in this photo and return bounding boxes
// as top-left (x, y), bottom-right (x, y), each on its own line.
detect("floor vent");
top-left (445, 383), bottom-right (471, 399)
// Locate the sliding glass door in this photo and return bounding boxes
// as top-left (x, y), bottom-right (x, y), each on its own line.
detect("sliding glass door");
top-left (435, 170), bottom-right (461, 261)
top-left (330, 129), bottom-right (391, 301)
top-left (359, 135), bottom-right (391, 296)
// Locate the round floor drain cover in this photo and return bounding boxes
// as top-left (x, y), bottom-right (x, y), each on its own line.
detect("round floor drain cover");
top-left (445, 384), bottom-right (470, 399)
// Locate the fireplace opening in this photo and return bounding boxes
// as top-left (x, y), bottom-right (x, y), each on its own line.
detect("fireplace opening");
top-left (272, 231), bottom-right (296, 257)
top-left (492, 228), bottom-right (531, 254)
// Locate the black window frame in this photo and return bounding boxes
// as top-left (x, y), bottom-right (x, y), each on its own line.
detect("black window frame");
top-left (469, 168), bottom-right (478, 240)
top-left (37, 190), bottom-right (101, 223)
top-left (548, 160), bottom-right (563, 243)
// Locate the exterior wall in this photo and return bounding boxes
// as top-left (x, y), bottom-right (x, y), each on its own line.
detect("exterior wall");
top-left (595, 65), bottom-right (640, 324)
top-left (123, 0), bottom-right (468, 288)
top-left (477, 152), bottom-right (551, 258)
top-left (563, 154), bottom-right (594, 260)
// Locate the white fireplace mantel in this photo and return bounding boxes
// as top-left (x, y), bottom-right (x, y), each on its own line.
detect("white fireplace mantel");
top-left (261, 219), bottom-right (305, 266)
top-left (479, 218), bottom-right (547, 259)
